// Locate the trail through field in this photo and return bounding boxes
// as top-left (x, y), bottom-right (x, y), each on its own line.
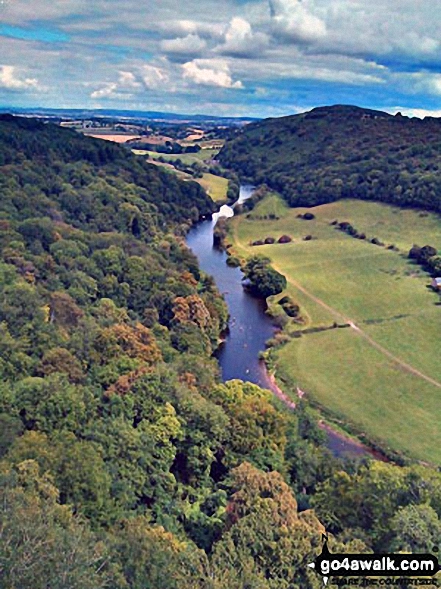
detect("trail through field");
top-left (282, 273), bottom-right (441, 390)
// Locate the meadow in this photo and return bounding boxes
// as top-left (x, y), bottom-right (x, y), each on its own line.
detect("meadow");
top-left (229, 194), bottom-right (441, 463)
top-left (197, 173), bottom-right (229, 202)
top-left (132, 149), bottom-right (228, 202)
top-left (132, 148), bottom-right (220, 165)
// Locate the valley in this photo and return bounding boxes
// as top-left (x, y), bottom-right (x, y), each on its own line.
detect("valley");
top-left (228, 194), bottom-right (441, 463)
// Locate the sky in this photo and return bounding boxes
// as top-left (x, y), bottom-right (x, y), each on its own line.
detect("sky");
top-left (1, 0), bottom-right (441, 118)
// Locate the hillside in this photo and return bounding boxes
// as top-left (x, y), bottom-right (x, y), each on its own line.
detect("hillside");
top-left (2, 115), bottom-right (441, 587)
top-left (219, 105), bottom-right (441, 212)
top-left (0, 116), bottom-right (336, 587)
top-left (0, 114), bottom-right (216, 226)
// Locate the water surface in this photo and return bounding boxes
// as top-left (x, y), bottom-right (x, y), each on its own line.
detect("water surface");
top-left (187, 185), bottom-right (383, 460)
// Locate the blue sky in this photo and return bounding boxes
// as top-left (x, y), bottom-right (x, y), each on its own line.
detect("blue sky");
top-left (1, 0), bottom-right (441, 118)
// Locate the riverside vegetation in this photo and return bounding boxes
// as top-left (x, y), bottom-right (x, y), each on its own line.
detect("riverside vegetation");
top-left (219, 105), bottom-right (441, 464)
top-left (227, 189), bottom-right (441, 463)
top-left (1, 115), bottom-right (441, 588)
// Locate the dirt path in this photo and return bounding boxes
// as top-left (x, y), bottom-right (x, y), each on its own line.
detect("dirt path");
top-left (231, 221), bottom-right (441, 390)
top-left (284, 274), bottom-right (441, 390)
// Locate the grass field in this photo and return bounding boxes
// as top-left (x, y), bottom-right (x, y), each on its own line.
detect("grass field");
top-left (132, 149), bottom-right (220, 165)
top-left (229, 195), bottom-right (441, 463)
top-left (133, 150), bottom-right (228, 202)
top-left (197, 173), bottom-right (228, 202)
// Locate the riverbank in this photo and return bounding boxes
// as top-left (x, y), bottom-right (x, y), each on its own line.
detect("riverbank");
top-left (260, 361), bottom-right (390, 461)
top-left (186, 185), bottom-right (391, 461)
top-left (226, 191), bottom-right (441, 465)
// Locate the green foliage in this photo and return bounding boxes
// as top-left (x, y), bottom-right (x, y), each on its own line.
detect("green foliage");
top-left (0, 460), bottom-right (111, 589)
top-left (243, 255), bottom-right (287, 297)
top-left (220, 105), bottom-right (441, 213)
top-left (312, 461), bottom-right (441, 551)
top-left (2, 114), bottom-right (440, 587)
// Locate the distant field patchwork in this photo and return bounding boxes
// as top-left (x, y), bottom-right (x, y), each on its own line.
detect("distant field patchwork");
top-left (230, 195), bottom-right (441, 463)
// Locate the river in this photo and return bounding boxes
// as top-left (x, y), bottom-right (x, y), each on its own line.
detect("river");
top-left (186, 185), bottom-right (381, 460)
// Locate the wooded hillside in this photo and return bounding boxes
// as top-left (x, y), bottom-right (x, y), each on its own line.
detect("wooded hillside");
top-left (2, 116), bottom-right (441, 588)
top-left (219, 105), bottom-right (441, 212)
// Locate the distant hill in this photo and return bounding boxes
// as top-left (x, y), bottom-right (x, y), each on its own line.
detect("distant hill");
top-left (218, 105), bottom-right (441, 213)
top-left (0, 106), bottom-right (258, 126)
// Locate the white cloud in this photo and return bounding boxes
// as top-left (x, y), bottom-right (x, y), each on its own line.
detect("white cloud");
top-left (90, 82), bottom-right (121, 99)
top-left (396, 72), bottom-right (441, 97)
top-left (90, 70), bottom-right (141, 99)
top-left (118, 70), bottom-right (142, 89)
top-left (269, 0), bottom-right (327, 44)
top-left (182, 59), bottom-right (243, 89)
top-left (217, 17), bottom-right (269, 57)
top-left (388, 107), bottom-right (441, 119)
top-left (90, 64), bottom-right (170, 99)
top-left (157, 18), bottom-right (224, 40)
top-left (161, 34), bottom-right (207, 55)
top-left (313, 0), bottom-right (440, 59)
top-left (0, 65), bottom-right (40, 90)
top-left (140, 64), bottom-right (169, 89)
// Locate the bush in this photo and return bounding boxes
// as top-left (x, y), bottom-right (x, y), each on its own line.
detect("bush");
top-left (278, 234), bottom-right (292, 244)
top-left (264, 237), bottom-right (275, 244)
top-left (302, 212), bottom-right (315, 220)
top-left (278, 295), bottom-right (300, 317)
top-left (226, 256), bottom-right (241, 267)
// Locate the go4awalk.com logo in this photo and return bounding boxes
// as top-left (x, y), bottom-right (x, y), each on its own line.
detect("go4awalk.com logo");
top-left (308, 535), bottom-right (441, 586)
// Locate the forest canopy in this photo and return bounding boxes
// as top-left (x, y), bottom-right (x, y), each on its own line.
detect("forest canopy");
top-left (219, 105), bottom-right (441, 212)
top-left (1, 116), bottom-right (441, 588)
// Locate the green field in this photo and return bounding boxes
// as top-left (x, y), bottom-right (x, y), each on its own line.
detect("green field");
top-left (132, 149), bottom-right (227, 202)
top-left (230, 195), bottom-right (441, 463)
top-left (133, 148), bottom-right (220, 165)
top-left (197, 173), bottom-right (228, 202)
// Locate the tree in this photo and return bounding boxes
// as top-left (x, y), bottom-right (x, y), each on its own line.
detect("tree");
top-left (243, 256), bottom-right (287, 298)
top-left (389, 504), bottom-right (441, 553)
top-left (13, 375), bottom-right (91, 434)
top-left (0, 460), bottom-right (112, 589)
top-left (49, 291), bottom-right (84, 328)
top-left (37, 347), bottom-right (85, 383)
top-left (110, 516), bottom-right (206, 589)
top-left (211, 462), bottom-right (325, 588)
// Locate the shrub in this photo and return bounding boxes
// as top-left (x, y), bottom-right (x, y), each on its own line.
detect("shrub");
top-left (264, 237), bottom-right (275, 244)
top-left (278, 295), bottom-right (300, 317)
top-left (278, 234), bottom-right (292, 244)
top-left (226, 256), bottom-right (241, 267)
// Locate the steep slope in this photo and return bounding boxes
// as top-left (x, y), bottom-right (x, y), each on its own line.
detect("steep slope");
top-left (0, 114), bottom-right (215, 226)
top-left (2, 115), bottom-right (441, 588)
top-left (219, 105), bottom-right (441, 212)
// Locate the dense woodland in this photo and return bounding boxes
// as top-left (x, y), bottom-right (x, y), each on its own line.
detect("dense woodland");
top-left (1, 116), bottom-right (441, 588)
top-left (219, 105), bottom-right (441, 213)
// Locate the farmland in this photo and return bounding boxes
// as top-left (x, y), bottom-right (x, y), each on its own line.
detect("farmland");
top-left (133, 148), bottom-right (229, 202)
top-left (229, 194), bottom-right (441, 463)
top-left (132, 147), bottom-right (220, 165)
